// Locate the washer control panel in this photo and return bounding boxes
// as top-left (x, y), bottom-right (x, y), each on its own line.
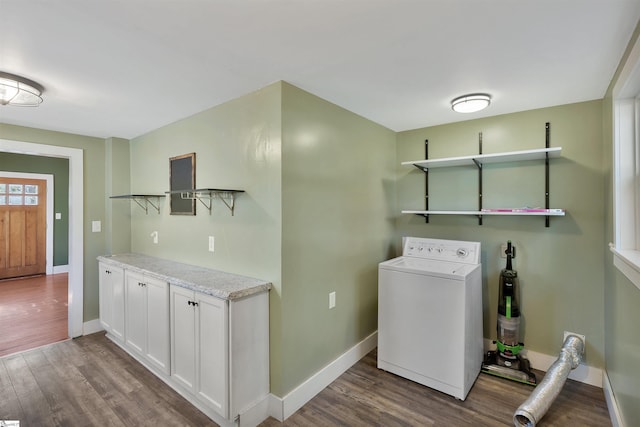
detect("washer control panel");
top-left (402, 237), bottom-right (481, 265)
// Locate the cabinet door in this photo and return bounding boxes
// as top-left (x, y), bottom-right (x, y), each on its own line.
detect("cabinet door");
top-left (170, 285), bottom-right (196, 392)
top-left (125, 271), bottom-right (147, 355)
top-left (145, 275), bottom-right (169, 375)
top-left (109, 266), bottom-right (125, 342)
top-left (98, 263), bottom-right (112, 332)
top-left (196, 293), bottom-right (229, 418)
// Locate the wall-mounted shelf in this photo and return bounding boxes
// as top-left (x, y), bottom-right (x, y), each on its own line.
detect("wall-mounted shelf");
top-left (402, 147), bottom-right (562, 171)
top-left (403, 209), bottom-right (566, 217)
top-left (165, 188), bottom-right (244, 216)
top-left (403, 122), bottom-right (565, 227)
top-left (110, 194), bottom-right (163, 214)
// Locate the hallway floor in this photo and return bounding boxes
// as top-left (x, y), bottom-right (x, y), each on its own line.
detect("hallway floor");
top-left (0, 273), bottom-right (68, 357)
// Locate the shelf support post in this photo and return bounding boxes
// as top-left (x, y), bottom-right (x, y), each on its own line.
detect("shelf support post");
top-left (424, 139), bottom-right (429, 223)
top-left (476, 132), bottom-right (483, 225)
top-left (545, 122), bottom-right (550, 227)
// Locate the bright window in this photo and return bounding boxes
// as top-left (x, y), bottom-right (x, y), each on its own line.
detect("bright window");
top-left (612, 35), bottom-right (640, 291)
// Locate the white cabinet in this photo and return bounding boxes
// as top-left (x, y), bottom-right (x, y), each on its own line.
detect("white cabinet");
top-left (97, 254), bottom-right (270, 426)
top-left (98, 262), bottom-right (125, 343)
top-left (169, 284), bottom-right (270, 421)
top-left (125, 270), bottom-right (170, 375)
top-left (170, 285), bottom-right (229, 418)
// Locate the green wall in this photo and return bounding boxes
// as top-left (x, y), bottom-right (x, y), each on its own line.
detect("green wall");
top-left (129, 82), bottom-right (285, 391)
top-left (603, 21), bottom-right (640, 426)
top-left (127, 81), bottom-right (396, 396)
top-left (0, 123), bottom-right (107, 321)
top-left (0, 152), bottom-right (69, 265)
top-left (396, 101), bottom-right (605, 368)
top-left (280, 82), bottom-right (396, 394)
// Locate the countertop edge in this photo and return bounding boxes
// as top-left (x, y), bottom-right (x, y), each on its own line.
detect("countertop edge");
top-left (97, 254), bottom-right (272, 301)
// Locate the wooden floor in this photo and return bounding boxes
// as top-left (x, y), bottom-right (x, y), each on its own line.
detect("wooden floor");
top-left (0, 333), bottom-right (610, 427)
top-left (0, 273), bottom-right (69, 357)
top-left (259, 349), bottom-right (611, 427)
top-left (0, 332), bottom-right (215, 427)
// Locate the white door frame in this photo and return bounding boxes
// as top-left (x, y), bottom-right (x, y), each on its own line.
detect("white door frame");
top-left (0, 172), bottom-right (54, 275)
top-left (0, 139), bottom-right (84, 338)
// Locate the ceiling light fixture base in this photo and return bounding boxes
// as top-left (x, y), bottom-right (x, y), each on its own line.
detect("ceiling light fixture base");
top-left (451, 93), bottom-right (491, 113)
top-left (0, 71), bottom-right (44, 107)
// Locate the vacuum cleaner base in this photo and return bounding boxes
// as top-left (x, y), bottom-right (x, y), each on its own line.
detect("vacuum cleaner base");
top-left (481, 350), bottom-right (537, 386)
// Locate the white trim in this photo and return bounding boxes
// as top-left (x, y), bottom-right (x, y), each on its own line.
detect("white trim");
top-left (484, 339), bottom-right (602, 387)
top-left (0, 171), bottom-right (54, 275)
top-left (611, 247), bottom-right (640, 291)
top-left (238, 395), bottom-right (270, 427)
top-left (269, 331), bottom-right (378, 422)
top-left (0, 139), bottom-right (84, 338)
top-left (603, 371), bottom-right (625, 427)
top-left (83, 318), bottom-right (104, 335)
top-left (53, 264), bottom-right (70, 274)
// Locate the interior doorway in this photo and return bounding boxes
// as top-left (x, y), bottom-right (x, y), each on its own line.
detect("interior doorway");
top-left (0, 139), bottom-right (83, 339)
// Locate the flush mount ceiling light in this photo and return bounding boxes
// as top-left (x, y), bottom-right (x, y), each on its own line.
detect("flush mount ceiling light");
top-left (451, 93), bottom-right (491, 113)
top-left (0, 71), bottom-right (44, 106)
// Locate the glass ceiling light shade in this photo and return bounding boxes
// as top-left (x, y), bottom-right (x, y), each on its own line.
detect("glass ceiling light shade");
top-left (0, 72), bottom-right (44, 106)
top-left (451, 93), bottom-right (491, 113)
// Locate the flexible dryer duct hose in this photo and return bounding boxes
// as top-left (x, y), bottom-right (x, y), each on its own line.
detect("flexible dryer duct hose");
top-left (513, 335), bottom-right (585, 427)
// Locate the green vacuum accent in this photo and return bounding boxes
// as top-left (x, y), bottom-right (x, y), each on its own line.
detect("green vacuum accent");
top-left (481, 240), bottom-right (537, 386)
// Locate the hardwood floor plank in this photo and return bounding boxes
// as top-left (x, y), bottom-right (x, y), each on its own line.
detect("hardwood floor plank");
top-left (22, 350), bottom-right (88, 426)
top-left (0, 358), bottom-right (25, 421)
top-left (4, 354), bottom-right (54, 426)
top-left (41, 343), bottom-right (126, 427)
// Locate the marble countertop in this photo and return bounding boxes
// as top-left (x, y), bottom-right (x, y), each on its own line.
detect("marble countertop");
top-left (97, 253), bottom-right (271, 300)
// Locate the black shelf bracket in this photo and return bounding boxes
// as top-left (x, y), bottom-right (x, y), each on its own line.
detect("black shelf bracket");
top-left (424, 139), bottom-right (429, 223)
top-left (545, 122), bottom-right (551, 227)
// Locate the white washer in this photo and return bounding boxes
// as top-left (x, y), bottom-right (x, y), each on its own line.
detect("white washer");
top-left (378, 237), bottom-right (483, 400)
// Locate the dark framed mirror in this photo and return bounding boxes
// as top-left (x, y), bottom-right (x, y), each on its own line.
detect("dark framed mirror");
top-left (169, 152), bottom-right (196, 215)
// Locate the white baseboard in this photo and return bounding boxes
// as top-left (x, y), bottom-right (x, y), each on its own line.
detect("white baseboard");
top-left (239, 395), bottom-right (270, 427)
top-left (83, 318), bottom-right (104, 335)
top-left (269, 331), bottom-right (378, 422)
top-left (483, 339), bottom-right (602, 387)
top-left (603, 371), bottom-right (625, 427)
top-left (53, 264), bottom-right (70, 274)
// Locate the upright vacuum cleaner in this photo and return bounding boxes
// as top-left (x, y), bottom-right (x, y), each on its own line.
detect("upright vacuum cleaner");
top-left (482, 241), bottom-right (537, 385)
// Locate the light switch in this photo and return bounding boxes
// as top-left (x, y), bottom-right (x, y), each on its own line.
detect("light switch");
top-left (92, 221), bottom-right (101, 233)
top-left (55, 212), bottom-right (62, 220)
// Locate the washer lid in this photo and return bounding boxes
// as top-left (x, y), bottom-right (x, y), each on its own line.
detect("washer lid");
top-left (402, 237), bottom-right (481, 265)
top-left (380, 257), bottom-right (479, 278)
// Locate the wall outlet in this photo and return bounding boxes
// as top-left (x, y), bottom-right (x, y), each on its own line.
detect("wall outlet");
top-left (150, 231), bottom-right (158, 244)
top-left (208, 236), bottom-right (215, 252)
top-left (564, 331), bottom-right (586, 347)
top-left (329, 291), bottom-right (336, 309)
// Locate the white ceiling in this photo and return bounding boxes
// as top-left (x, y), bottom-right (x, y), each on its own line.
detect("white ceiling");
top-left (1, 1), bottom-right (639, 140)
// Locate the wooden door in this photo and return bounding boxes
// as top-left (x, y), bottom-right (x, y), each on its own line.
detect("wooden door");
top-left (0, 178), bottom-right (47, 279)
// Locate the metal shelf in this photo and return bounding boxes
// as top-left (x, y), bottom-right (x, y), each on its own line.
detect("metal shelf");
top-left (110, 194), bottom-right (163, 214)
top-left (403, 122), bottom-right (563, 227)
top-left (165, 188), bottom-right (244, 215)
top-left (403, 209), bottom-right (566, 217)
top-left (402, 147), bottom-right (562, 171)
